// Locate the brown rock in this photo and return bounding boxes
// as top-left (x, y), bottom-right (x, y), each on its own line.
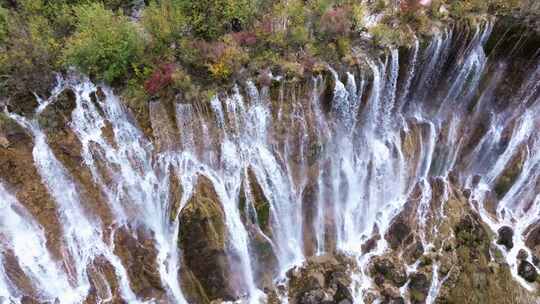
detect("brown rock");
top-left (497, 226), bottom-right (514, 250)
top-left (179, 175), bottom-right (238, 302)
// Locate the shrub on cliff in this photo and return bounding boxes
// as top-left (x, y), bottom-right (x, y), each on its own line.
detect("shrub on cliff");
top-left (176, 0), bottom-right (257, 40)
top-left (0, 5), bottom-right (59, 97)
top-left (143, 0), bottom-right (187, 55)
top-left (0, 6), bottom-right (7, 43)
top-left (63, 3), bottom-right (144, 84)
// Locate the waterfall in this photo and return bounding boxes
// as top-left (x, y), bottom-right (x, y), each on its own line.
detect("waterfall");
top-left (0, 20), bottom-right (539, 304)
top-left (0, 182), bottom-right (79, 303)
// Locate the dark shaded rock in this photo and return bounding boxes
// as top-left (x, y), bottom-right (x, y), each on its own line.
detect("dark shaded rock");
top-left (533, 255), bottom-right (540, 267)
top-left (408, 272), bottom-right (430, 304)
top-left (493, 145), bottom-right (527, 199)
top-left (517, 249), bottom-right (529, 261)
top-left (38, 89), bottom-right (76, 133)
top-left (497, 226), bottom-right (514, 250)
top-left (330, 271), bottom-right (353, 303)
top-left (247, 168), bottom-right (271, 234)
top-left (301, 181), bottom-right (319, 257)
top-left (386, 220), bottom-right (411, 250)
top-left (463, 189), bottom-right (472, 199)
top-left (361, 234), bottom-right (380, 254)
top-left (525, 222), bottom-right (540, 256)
top-left (6, 92), bottom-right (39, 117)
top-left (385, 183), bottom-right (422, 250)
top-left (518, 261), bottom-right (538, 283)
top-left (361, 225), bottom-right (381, 254)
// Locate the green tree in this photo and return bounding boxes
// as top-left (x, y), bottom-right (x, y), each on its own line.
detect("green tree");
top-left (63, 2), bottom-right (144, 83)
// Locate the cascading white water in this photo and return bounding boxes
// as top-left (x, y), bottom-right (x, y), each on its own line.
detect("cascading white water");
top-left (0, 182), bottom-right (79, 303)
top-left (0, 19), bottom-right (539, 304)
top-left (6, 90), bottom-right (139, 303)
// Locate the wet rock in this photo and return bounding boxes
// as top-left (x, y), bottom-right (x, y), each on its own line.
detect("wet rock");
top-left (301, 181), bottom-right (319, 257)
top-left (517, 249), bottom-right (529, 261)
top-left (380, 284), bottom-right (404, 304)
top-left (370, 257), bottom-right (408, 287)
top-left (113, 226), bottom-right (164, 299)
top-left (525, 222), bottom-right (540, 256)
top-left (533, 255), bottom-right (540, 267)
top-left (299, 289), bottom-right (327, 304)
top-left (463, 188), bottom-right (472, 199)
top-left (149, 101), bottom-right (178, 152)
top-left (386, 219), bottom-right (412, 250)
top-left (518, 260), bottom-right (538, 283)
top-left (6, 92), bottom-right (39, 117)
top-left (483, 190), bottom-right (499, 217)
top-left (497, 226), bottom-right (514, 250)
top-left (361, 226), bottom-right (381, 254)
top-left (179, 175), bottom-right (237, 302)
top-left (493, 144), bottom-right (527, 199)
top-left (247, 168), bottom-right (271, 234)
top-left (403, 239), bottom-right (424, 264)
top-left (385, 183), bottom-right (422, 250)
top-left (287, 254), bottom-right (356, 304)
top-left (408, 272), bottom-right (430, 304)
top-left (247, 225), bottom-right (279, 289)
top-left (471, 175), bottom-right (482, 187)
top-left (85, 255), bottom-right (126, 303)
top-left (38, 89), bottom-right (76, 134)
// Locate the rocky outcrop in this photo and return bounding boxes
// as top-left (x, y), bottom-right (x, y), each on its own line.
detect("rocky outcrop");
top-left (369, 256), bottom-right (408, 288)
top-left (384, 182), bottom-right (425, 264)
top-left (0, 114), bottom-right (66, 260)
top-left (432, 187), bottom-right (537, 304)
top-left (368, 178), bottom-right (538, 304)
top-left (286, 254), bottom-right (356, 304)
top-left (178, 175), bottom-right (235, 303)
top-left (497, 226), bottom-right (514, 250)
top-left (113, 226), bottom-right (165, 300)
top-left (518, 260), bottom-right (538, 283)
top-left (302, 181), bottom-right (319, 257)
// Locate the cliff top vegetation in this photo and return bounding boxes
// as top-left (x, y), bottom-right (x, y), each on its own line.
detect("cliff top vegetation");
top-left (0, 0), bottom-right (536, 118)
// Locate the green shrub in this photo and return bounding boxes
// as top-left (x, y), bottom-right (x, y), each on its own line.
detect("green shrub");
top-left (63, 2), bottom-right (144, 83)
top-left (143, 0), bottom-right (186, 54)
top-left (0, 6), bottom-right (7, 43)
top-left (0, 9), bottom-right (59, 96)
top-left (370, 23), bottom-right (401, 47)
top-left (176, 0), bottom-right (257, 39)
top-left (350, 3), bottom-right (367, 31)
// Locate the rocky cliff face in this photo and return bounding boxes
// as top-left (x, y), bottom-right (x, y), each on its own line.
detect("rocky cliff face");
top-left (0, 19), bottom-right (539, 304)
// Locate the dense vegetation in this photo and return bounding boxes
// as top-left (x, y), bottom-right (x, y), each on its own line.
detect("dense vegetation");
top-left (0, 0), bottom-right (533, 115)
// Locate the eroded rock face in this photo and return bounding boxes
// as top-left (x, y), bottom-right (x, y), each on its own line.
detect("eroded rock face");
top-left (286, 254), bottom-right (357, 304)
top-left (113, 226), bottom-right (165, 300)
top-left (178, 175), bottom-right (235, 302)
